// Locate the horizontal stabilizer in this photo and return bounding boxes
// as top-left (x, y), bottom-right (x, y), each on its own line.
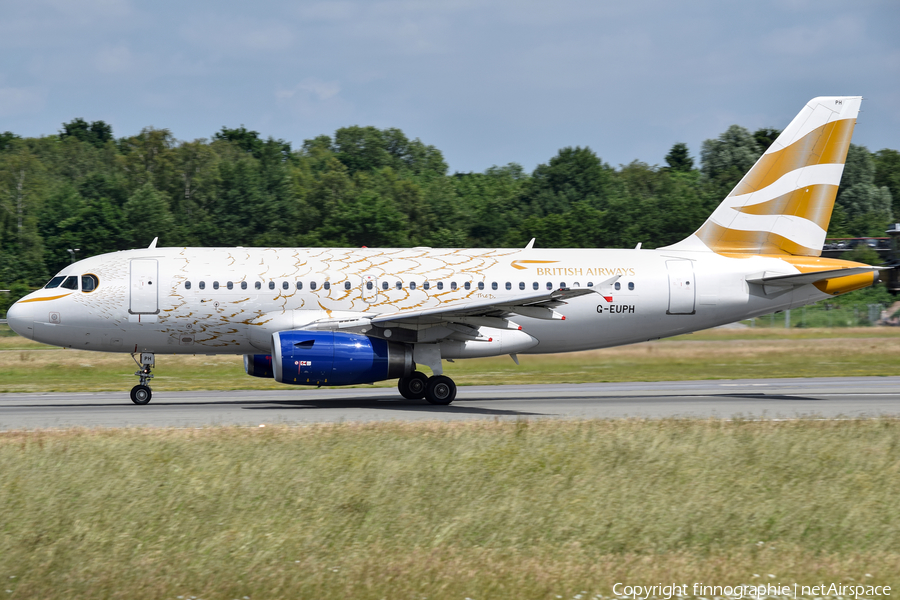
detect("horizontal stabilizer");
top-left (746, 267), bottom-right (878, 287)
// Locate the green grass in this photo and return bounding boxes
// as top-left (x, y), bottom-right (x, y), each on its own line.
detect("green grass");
top-left (1, 419), bottom-right (898, 599)
top-left (1, 326), bottom-right (899, 392)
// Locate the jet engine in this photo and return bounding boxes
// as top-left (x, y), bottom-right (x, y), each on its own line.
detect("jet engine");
top-left (243, 354), bottom-right (274, 378)
top-left (272, 331), bottom-right (413, 386)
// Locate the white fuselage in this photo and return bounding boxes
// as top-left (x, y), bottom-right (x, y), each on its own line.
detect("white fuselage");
top-left (10, 246), bottom-right (828, 357)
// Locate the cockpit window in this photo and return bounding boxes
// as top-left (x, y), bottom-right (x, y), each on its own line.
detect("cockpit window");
top-left (60, 276), bottom-right (79, 290)
top-left (81, 274), bottom-right (99, 292)
top-left (45, 276), bottom-right (65, 289)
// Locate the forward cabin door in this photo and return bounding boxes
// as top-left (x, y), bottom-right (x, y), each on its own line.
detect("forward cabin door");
top-left (666, 260), bottom-right (695, 315)
top-left (129, 259), bottom-right (159, 314)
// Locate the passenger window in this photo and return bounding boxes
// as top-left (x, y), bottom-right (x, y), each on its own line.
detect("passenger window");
top-left (227, 281), bottom-right (234, 290)
top-left (573, 282), bottom-right (580, 287)
top-left (410, 282), bottom-right (417, 290)
top-left (615, 282), bottom-right (621, 290)
top-left (185, 281), bottom-right (192, 290)
top-left (344, 281), bottom-right (351, 290)
top-left (296, 282), bottom-right (303, 290)
top-left (451, 282), bottom-right (457, 291)
top-left (437, 282), bottom-right (444, 290)
top-left (533, 282), bottom-right (539, 290)
top-left (628, 282), bottom-right (635, 290)
top-left (546, 282), bottom-right (553, 290)
top-left (519, 282), bottom-right (525, 290)
top-left (382, 281), bottom-right (389, 290)
top-left (560, 282), bottom-right (566, 289)
top-left (61, 276), bottom-right (79, 290)
top-left (268, 281), bottom-right (275, 290)
top-left (464, 282), bottom-right (471, 290)
top-left (395, 281), bottom-right (402, 290)
top-left (587, 282), bottom-right (593, 287)
top-left (241, 281), bottom-right (248, 290)
top-left (505, 282), bottom-right (511, 290)
top-left (366, 281), bottom-right (373, 290)
top-left (324, 282), bottom-right (331, 290)
top-left (310, 282), bottom-right (317, 290)
top-left (199, 281), bottom-right (206, 290)
top-left (255, 281), bottom-right (261, 290)
top-left (213, 281), bottom-right (219, 290)
top-left (45, 276), bottom-right (65, 289)
top-left (478, 282), bottom-right (484, 290)
top-left (423, 282), bottom-right (430, 290)
top-left (81, 274), bottom-right (99, 292)
top-left (492, 282), bottom-right (498, 290)
top-left (282, 281), bottom-right (289, 290)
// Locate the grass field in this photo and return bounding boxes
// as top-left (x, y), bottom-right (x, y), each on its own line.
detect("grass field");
top-left (1, 326), bottom-right (898, 393)
top-left (1, 419), bottom-right (898, 599)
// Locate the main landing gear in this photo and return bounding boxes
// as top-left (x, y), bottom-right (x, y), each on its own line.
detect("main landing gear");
top-left (130, 352), bottom-right (155, 405)
top-left (398, 371), bottom-right (457, 405)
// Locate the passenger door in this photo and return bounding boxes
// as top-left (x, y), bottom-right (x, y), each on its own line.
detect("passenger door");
top-left (666, 260), bottom-right (695, 315)
top-left (129, 259), bottom-right (159, 314)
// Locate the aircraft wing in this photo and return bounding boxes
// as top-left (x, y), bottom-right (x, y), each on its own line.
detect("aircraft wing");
top-left (370, 286), bottom-right (597, 324)
top-left (298, 283), bottom-right (610, 340)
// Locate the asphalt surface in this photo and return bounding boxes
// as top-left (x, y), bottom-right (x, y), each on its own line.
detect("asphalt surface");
top-left (1, 376), bottom-right (899, 429)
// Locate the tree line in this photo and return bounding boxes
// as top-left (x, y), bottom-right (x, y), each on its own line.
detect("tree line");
top-left (0, 117), bottom-right (897, 310)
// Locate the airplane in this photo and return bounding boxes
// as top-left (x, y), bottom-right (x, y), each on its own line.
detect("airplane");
top-left (6, 96), bottom-right (882, 405)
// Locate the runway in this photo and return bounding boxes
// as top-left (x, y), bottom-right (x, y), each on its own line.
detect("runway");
top-left (1, 376), bottom-right (900, 429)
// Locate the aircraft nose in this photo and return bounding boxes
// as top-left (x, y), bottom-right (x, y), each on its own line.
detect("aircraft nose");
top-left (6, 299), bottom-right (34, 339)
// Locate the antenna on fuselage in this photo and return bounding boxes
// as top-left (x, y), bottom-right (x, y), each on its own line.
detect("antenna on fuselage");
top-left (148, 237), bottom-right (158, 249)
top-left (524, 238), bottom-right (535, 250)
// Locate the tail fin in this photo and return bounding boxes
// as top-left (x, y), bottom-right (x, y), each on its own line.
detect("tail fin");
top-left (666, 96), bottom-right (861, 256)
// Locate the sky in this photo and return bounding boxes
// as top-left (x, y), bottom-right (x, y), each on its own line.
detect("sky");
top-left (1, 0), bottom-right (898, 174)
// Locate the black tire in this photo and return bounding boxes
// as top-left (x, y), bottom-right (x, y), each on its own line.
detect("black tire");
top-left (130, 385), bottom-right (152, 405)
top-left (424, 375), bottom-right (456, 405)
top-left (398, 371), bottom-right (429, 400)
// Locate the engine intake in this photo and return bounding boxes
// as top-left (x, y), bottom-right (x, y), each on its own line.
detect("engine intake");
top-left (272, 331), bottom-right (413, 386)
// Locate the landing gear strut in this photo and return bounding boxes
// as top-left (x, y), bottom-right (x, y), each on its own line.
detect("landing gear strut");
top-left (130, 352), bottom-right (155, 405)
top-left (398, 372), bottom-right (457, 405)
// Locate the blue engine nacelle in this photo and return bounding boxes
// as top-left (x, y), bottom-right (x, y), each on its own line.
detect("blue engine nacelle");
top-left (244, 354), bottom-right (274, 378)
top-left (272, 331), bottom-right (413, 386)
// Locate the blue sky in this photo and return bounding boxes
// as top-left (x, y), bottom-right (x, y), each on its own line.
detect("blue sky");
top-left (1, 0), bottom-right (898, 173)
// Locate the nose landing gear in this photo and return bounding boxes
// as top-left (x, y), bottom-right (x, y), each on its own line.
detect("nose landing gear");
top-left (130, 352), bottom-right (155, 405)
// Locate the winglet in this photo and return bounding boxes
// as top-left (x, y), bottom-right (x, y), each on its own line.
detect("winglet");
top-left (524, 238), bottom-right (535, 250)
top-left (148, 237), bottom-right (158, 249)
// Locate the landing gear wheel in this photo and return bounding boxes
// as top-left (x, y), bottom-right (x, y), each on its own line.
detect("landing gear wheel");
top-left (424, 375), bottom-right (457, 405)
top-left (130, 384), bottom-right (152, 405)
top-left (398, 371), bottom-right (429, 400)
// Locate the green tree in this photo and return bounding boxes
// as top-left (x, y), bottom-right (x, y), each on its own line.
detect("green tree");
top-left (0, 132), bottom-right (20, 152)
top-left (60, 118), bottom-right (114, 148)
top-left (753, 128), bottom-right (781, 152)
top-left (664, 143), bottom-right (694, 172)
top-left (700, 125), bottom-right (762, 197)
top-left (523, 146), bottom-right (612, 217)
top-left (122, 183), bottom-right (175, 248)
top-left (873, 149), bottom-right (900, 219)
top-left (835, 145), bottom-right (893, 236)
